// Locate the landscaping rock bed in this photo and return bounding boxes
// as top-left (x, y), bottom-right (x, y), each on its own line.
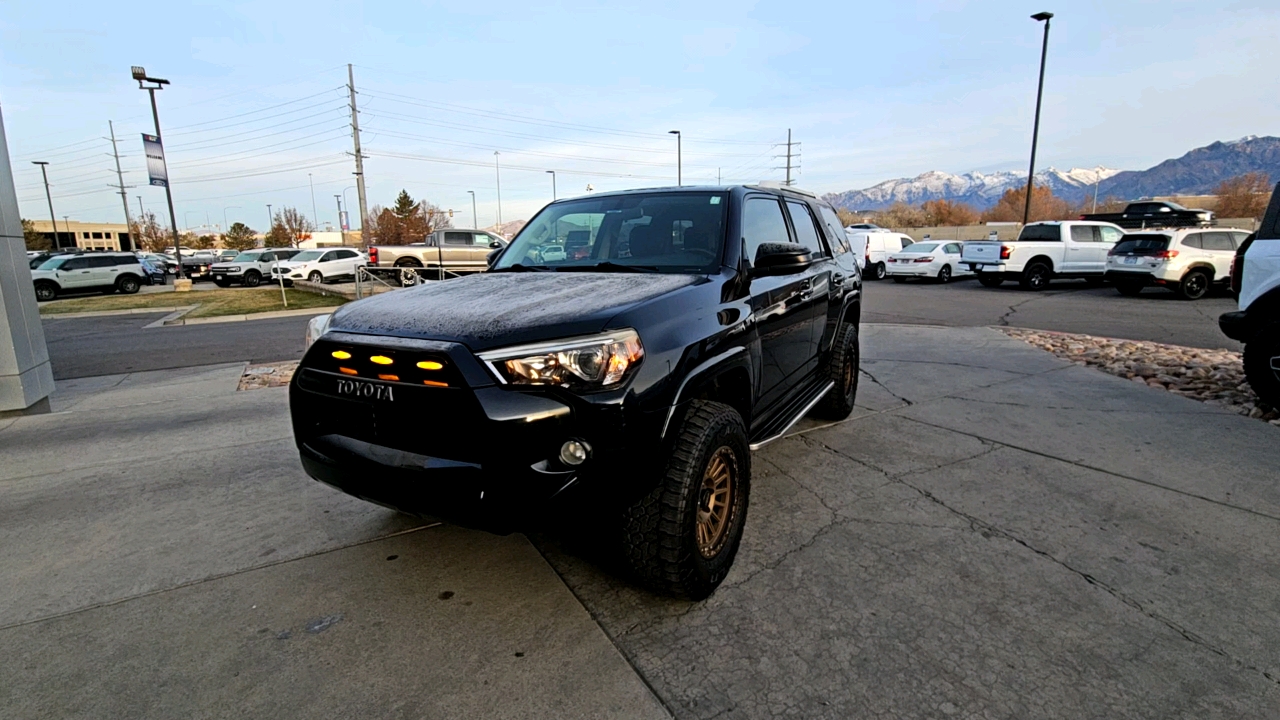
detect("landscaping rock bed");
top-left (237, 361), bottom-right (298, 391)
top-left (1002, 328), bottom-right (1279, 426)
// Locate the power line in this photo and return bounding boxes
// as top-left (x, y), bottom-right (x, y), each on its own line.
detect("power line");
top-left (167, 114), bottom-right (348, 152)
top-left (166, 94), bottom-right (347, 137)
top-left (166, 87), bottom-right (346, 133)
top-left (364, 148), bottom-right (676, 181)
top-left (167, 129), bottom-right (350, 170)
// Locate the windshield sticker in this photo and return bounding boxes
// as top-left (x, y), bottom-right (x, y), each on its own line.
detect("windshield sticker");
top-left (710, 197), bottom-right (721, 204)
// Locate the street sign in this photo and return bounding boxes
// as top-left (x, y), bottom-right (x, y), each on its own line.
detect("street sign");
top-left (141, 134), bottom-right (168, 187)
top-left (339, 210), bottom-right (349, 231)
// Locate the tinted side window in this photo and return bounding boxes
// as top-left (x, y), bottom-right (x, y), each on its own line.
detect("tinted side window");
top-left (1181, 234), bottom-right (1204, 250)
top-left (260, 252), bottom-right (276, 263)
top-left (1018, 225), bottom-right (1061, 241)
top-left (1230, 232), bottom-right (1249, 248)
top-left (61, 258), bottom-right (90, 270)
top-left (742, 197), bottom-right (790, 263)
top-left (785, 201), bottom-right (825, 256)
top-left (319, 252), bottom-right (336, 262)
top-left (336, 250), bottom-right (358, 259)
top-left (443, 231), bottom-right (471, 245)
top-left (86, 256), bottom-right (117, 268)
top-left (944, 243), bottom-right (962, 254)
top-left (818, 207), bottom-right (851, 254)
top-left (899, 235), bottom-right (914, 249)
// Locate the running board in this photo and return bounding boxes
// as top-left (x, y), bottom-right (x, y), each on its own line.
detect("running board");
top-left (749, 381), bottom-right (834, 451)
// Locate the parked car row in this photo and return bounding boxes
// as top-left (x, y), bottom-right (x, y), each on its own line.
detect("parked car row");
top-left (845, 220), bottom-right (1249, 300)
top-left (28, 252), bottom-right (158, 301)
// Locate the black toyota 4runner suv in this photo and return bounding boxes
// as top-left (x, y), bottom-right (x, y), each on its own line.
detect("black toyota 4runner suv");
top-left (290, 185), bottom-right (863, 598)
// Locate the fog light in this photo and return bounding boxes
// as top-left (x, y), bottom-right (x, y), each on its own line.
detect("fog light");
top-left (559, 439), bottom-right (591, 466)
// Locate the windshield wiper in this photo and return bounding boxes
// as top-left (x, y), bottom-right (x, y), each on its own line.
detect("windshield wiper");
top-left (556, 261), bottom-right (660, 273)
top-left (492, 263), bottom-right (552, 272)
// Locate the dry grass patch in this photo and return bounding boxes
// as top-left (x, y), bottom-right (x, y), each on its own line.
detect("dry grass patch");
top-left (41, 288), bottom-right (345, 318)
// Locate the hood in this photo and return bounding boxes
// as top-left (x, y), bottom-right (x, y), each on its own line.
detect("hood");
top-left (328, 271), bottom-right (705, 351)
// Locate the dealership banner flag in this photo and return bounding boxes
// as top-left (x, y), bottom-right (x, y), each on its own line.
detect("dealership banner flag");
top-left (142, 133), bottom-right (169, 188)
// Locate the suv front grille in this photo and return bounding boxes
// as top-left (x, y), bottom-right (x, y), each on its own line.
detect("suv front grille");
top-left (307, 339), bottom-right (461, 388)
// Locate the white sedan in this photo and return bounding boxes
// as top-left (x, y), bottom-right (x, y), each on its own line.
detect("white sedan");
top-left (271, 248), bottom-right (367, 284)
top-left (886, 241), bottom-right (973, 283)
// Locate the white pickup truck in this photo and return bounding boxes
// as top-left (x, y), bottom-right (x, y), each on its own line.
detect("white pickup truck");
top-left (961, 220), bottom-right (1126, 290)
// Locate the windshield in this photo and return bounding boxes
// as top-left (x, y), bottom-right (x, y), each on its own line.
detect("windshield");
top-left (37, 257), bottom-right (68, 271)
top-left (231, 252), bottom-right (262, 262)
top-left (290, 250), bottom-right (324, 263)
top-left (901, 243), bottom-right (939, 254)
top-left (493, 191), bottom-right (728, 272)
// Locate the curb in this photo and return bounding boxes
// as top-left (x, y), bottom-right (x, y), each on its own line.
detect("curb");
top-left (163, 306), bottom-right (335, 326)
top-left (41, 306), bottom-right (193, 320)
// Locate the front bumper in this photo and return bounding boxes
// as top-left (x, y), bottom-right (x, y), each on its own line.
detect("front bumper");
top-left (290, 334), bottom-right (661, 531)
top-left (1219, 310), bottom-right (1254, 343)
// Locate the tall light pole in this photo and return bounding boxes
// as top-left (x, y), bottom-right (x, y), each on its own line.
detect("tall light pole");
top-left (136, 195), bottom-right (145, 218)
top-left (467, 190), bottom-right (477, 228)
top-left (132, 66), bottom-right (184, 269)
top-left (223, 206), bottom-right (240, 235)
top-left (31, 161), bottom-right (60, 249)
top-left (669, 130), bottom-right (682, 186)
top-left (335, 195), bottom-right (346, 245)
top-left (1021, 12), bottom-right (1053, 227)
top-left (546, 170), bottom-right (557, 201)
top-left (184, 211), bottom-right (199, 231)
top-left (494, 151), bottom-right (503, 229)
top-left (308, 173), bottom-right (319, 228)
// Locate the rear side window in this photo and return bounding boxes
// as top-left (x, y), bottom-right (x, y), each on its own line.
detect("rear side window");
top-left (899, 235), bottom-right (914, 249)
top-left (443, 232), bottom-right (471, 245)
top-left (818, 206), bottom-right (851, 255)
top-left (944, 243), bottom-right (962, 254)
top-left (1230, 232), bottom-right (1249, 247)
top-left (1201, 232), bottom-right (1235, 251)
top-left (1180, 234), bottom-right (1204, 250)
top-left (1113, 235), bottom-right (1170, 254)
top-left (1017, 225), bottom-right (1061, 241)
top-left (88, 256), bottom-right (118, 268)
top-left (1099, 226), bottom-right (1124, 244)
top-left (1070, 225), bottom-right (1100, 242)
top-left (742, 197), bottom-right (790, 263)
top-left (785, 201), bottom-right (825, 256)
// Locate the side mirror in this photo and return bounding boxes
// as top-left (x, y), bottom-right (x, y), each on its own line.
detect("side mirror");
top-left (489, 241), bottom-right (503, 249)
top-left (751, 242), bottom-right (814, 277)
top-left (486, 248), bottom-right (503, 267)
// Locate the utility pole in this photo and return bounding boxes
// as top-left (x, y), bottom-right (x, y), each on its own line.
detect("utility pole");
top-left (132, 67), bottom-right (183, 269)
top-left (784, 129), bottom-right (798, 186)
top-left (266, 204), bottom-right (273, 245)
top-left (1022, 12), bottom-right (1054, 227)
top-left (494, 152), bottom-right (503, 229)
top-left (107, 122), bottom-right (136, 250)
top-left (1092, 173), bottom-right (1101, 214)
top-left (468, 190), bottom-right (477, 228)
top-left (546, 170), bottom-right (557, 200)
top-left (308, 173), bottom-right (319, 229)
top-left (31, 162), bottom-right (60, 249)
top-left (347, 64), bottom-right (369, 242)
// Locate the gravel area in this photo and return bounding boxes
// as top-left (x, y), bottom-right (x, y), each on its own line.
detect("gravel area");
top-left (1002, 328), bottom-right (1278, 425)
top-left (237, 361), bottom-right (298, 391)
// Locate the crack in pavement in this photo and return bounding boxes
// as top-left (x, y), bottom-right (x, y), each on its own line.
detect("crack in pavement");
top-left (858, 367), bottom-right (913, 406)
top-left (802, 435), bottom-right (1280, 688)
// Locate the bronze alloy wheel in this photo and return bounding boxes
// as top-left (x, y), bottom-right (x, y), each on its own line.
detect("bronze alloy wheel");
top-left (696, 447), bottom-right (738, 558)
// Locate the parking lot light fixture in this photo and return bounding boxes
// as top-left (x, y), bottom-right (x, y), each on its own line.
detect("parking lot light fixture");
top-left (669, 130), bottom-right (682, 186)
top-left (467, 190), bottom-right (477, 228)
top-left (133, 66), bottom-right (183, 269)
top-left (1022, 11), bottom-right (1054, 227)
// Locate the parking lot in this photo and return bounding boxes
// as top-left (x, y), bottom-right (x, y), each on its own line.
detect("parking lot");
top-left (4, 320), bottom-right (1277, 718)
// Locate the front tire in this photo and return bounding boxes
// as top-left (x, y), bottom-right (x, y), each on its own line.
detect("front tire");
top-left (1019, 261), bottom-right (1051, 291)
top-left (1243, 322), bottom-right (1280, 409)
top-left (242, 270), bottom-right (262, 288)
top-left (621, 400), bottom-right (750, 600)
top-left (308, 271), bottom-right (324, 284)
top-left (978, 274), bottom-right (1004, 288)
top-left (812, 323), bottom-right (859, 420)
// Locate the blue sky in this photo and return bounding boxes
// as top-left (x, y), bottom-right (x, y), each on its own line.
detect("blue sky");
top-left (2, 0), bottom-right (1277, 231)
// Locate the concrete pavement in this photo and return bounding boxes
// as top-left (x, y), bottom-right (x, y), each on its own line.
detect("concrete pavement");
top-left (2, 324), bottom-right (1277, 718)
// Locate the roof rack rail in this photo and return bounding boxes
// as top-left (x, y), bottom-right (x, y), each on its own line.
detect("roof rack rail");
top-left (755, 181), bottom-right (818, 198)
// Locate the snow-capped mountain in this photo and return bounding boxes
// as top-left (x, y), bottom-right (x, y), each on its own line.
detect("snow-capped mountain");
top-left (823, 167), bottom-right (1120, 211)
top-left (823, 136), bottom-right (1280, 212)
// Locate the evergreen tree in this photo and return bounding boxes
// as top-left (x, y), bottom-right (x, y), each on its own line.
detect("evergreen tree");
top-left (392, 190), bottom-right (418, 219)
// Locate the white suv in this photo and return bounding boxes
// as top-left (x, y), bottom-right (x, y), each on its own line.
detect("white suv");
top-left (1220, 184), bottom-right (1280, 408)
top-left (30, 252), bottom-right (148, 301)
top-left (1105, 228), bottom-right (1249, 300)
top-left (211, 247), bottom-right (301, 287)
top-left (271, 248), bottom-right (366, 285)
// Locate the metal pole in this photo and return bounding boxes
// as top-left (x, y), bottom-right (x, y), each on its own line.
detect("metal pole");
top-left (547, 170), bottom-right (556, 200)
top-left (494, 152), bottom-right (502, 229)
top-left (136, 195), bottom-right (144, 218)
top-left (108, 122), bottom-right (136, 251)
top-left (785, 129), bottom-right (792, 186)
top-left (669, 130), bottom-right (681, 186)
top-left (348, 64), bottom-right (370, 242)
top-left (335, 195), bottom-right (346, 246)
top-left (146, 86), bottom-right (183, 268)
top-left (308, 172), bottom-right (319, 228)
top-left (468, 190), bottom-right (477, 228)
top-left (1092, 175), bottom-right (1100, 213)
top-left (1022, 13), bottom-right (1053, 227)
top-left (32, 162), bottom-right (59, 249)
top-left (266, 204), bottom-right (273, 245)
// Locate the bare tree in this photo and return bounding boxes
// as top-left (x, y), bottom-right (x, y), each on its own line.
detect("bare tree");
top-left (130, 210), bottom-right (170, 252)
top-left (981, 185), bottom-right (1072, 223)
top-left (921, 199), bottom-right (979, 226)
top-left (270, 207), bottom-right (315, 247)
top-left (1215, 172), bottom-right (1271, 219)
top-left (22, 219), bottom-right (51, 251)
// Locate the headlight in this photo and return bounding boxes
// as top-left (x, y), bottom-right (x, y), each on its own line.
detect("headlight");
top-left (477, 329), bottom-right (644, 391)
top-left (226, 266), bottom-right (240, 272)
top-left (305, 314), bottom-right (332, 349)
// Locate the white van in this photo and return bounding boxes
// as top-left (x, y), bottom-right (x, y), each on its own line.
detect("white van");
top-left (847, 231), bottom-right (914, 280)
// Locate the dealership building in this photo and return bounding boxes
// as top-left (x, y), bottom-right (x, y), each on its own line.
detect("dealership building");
top-left (28, 220), bottom-right (133, 251)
